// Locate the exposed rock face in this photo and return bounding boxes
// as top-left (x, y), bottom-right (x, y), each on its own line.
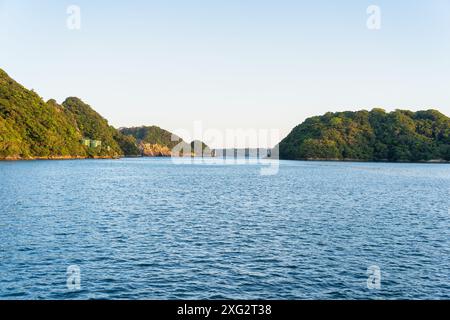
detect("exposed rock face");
top-left (138, 141), bottom-right (212, 157)
top-left (139, 143), bottom-right (173, 157)
top-left (120, 126), bottom-right (212, 158)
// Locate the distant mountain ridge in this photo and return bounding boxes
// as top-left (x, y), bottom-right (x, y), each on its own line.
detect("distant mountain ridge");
top-left (279, 109), bottom-right (450, 162)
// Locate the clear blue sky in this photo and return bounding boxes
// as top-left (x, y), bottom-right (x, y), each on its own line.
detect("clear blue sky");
top-left (1, 0), bottom-right (449, 147)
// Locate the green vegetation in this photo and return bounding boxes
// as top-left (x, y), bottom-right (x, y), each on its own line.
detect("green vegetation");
top-left (2, 68), bottom-right (448, 162)
top-left (120, 126), bottom-right (187, 150)
top-left (119, 126), bottom-right (211, 157)
top-left (279, 109), bottom-right (450, 162)
top-left (62, 97), bottom-right (122, 157)
top-left (0, 67), bottom-right (198, 159)
top-left (0, 69), bottom-right (86, 159)
top-left (113, 131), bottom-right (141, 156)
top-left (119, 126), bottom-right (189, 156)
top-left (0, 68), bottom-right (126, 159)
top-left (191, 140), bottom-right (212, 157)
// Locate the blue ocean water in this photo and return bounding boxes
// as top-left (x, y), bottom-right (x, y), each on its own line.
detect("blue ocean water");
top-left (0, 158), bottom-right (449, 300)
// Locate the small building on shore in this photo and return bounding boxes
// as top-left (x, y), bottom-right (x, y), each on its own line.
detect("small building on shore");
top-left (81, 138), bottom-right (102, 149)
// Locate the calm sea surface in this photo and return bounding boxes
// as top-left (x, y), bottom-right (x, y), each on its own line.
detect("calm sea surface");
top-left (0, 158), bottom-right (449, 299)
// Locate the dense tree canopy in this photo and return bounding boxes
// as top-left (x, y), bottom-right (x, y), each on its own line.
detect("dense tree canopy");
top-left (62, 97), bottom-right (122, 157)
top-left (2, 68), bottom-right (448, 162)
top-left (0, 69), bottom-right (86, 158)
top-left (120, 126), bottom-right (187, 150)
top-left (119, 126), bottom-right (193, 156)
top-left (119, 126), bottom-right (211, 157)
top-left (0, 68), bottom-right (127, 159)
top-left (279, 109), bottom-right (450, 161)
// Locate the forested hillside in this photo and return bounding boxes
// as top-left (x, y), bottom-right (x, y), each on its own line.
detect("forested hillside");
top-left (279, 109), bottom-right (450, 162)
top-left (0, 69), bottom-right (127, 159)
top-left (0, 69), bottom-right (86, 159)
top-left (2, 68), bottom-right (448, 162)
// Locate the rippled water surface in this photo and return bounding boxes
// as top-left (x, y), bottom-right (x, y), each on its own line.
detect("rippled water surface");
top-left (0, 158), bottom-right (449, 299)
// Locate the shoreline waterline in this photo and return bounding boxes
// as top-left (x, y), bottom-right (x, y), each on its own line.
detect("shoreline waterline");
top-left (1, 156), bottom-right (449, 164)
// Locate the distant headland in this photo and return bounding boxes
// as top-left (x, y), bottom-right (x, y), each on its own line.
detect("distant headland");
top-left (278, 109), bottom-right (450, 162)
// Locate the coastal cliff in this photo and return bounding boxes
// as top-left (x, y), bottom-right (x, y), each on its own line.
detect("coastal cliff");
top-left (139, 143), bottom-right (173, 157)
